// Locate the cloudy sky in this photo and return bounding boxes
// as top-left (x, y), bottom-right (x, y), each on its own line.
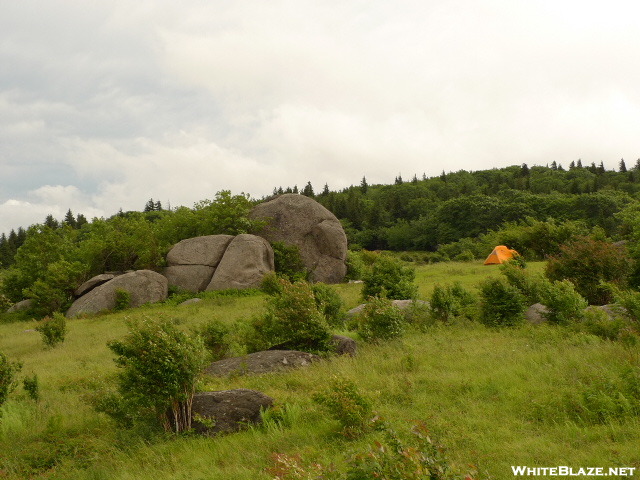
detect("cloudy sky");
top-left (2, 1), bottom-right (640, 234)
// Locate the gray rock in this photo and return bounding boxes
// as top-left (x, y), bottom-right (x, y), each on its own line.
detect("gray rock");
top-left (250, 194), bottom-right (348, 283)
top-left (204, 350), bottom-right (320, 376)
top-left (178, 298), bottom-right (203, 306)
top-left (207, 234), bottom-right (274, 291)
top-left (191, 389), bottom-right (274, 435)
top-left (331, 335), bottom-right (357, 356)
top-left (166, 235), bottom-right (234, 267)
top-left (74, 273), bottom-right (117, 297)
top-left (346, 299), bottom-right (429, 318)
top-left (525, 303), bottom-right (549, 324)
top-left (6, 299), bottom-right (33, 313)
top-left (66, 270), bottom-right (168, 317)
top-left (164, 265), bottom-right (216, 292)
top-left (585, 304), bottom-right (627, 320)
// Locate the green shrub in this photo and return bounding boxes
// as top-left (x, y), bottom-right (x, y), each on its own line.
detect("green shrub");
top-left (540, 280), bottom-right (587, 325)
top-left (311, 283), bottom-right (344, 327)
top-left (361, 255), bottom-right (417, 300)
top-left (453, 250), bottom-right (475, 262)
top-left (545, 236), bottom-right (632, 305)
top-left (500, 262), bottom-right (546, 304)
top-left (247, 279), bottom-right (332, 353)
top-left (430, 282), bottom-right (477, 322)
top-left (260, 271), bottom-right (283, 295)
top-left (313, 377), bottom-right (373, 438)
top-left (106, 317), bottom-right (209, 433)
top-left (478, 278), bottom-right (526, 327)
top-left (193, 319), bottom-right (230, 361)
top-left (23, 373), bottom-right (40, 402)
top-left (576, 308), bottom-right (634, 341)
top-left (272, 241), bottom-right (307, 281)
top-left (355, 296), bottom-right (406, 342)
top-left (114, 288), bottom-right (131, 311)
top-left (0, 351), bottom-right (21, 407)
top-left (35, 313), bottom-right (67, 348)
top-left (345, 250), bottom-right (366, 281)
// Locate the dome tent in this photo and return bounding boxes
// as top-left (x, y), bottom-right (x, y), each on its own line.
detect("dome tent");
top-left (483, 245), bottom-right (519, 265)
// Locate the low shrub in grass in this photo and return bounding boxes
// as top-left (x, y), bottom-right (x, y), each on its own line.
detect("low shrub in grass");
top-left (22, 374), bottom-right (40, 402)
top-left (0, 351), bottom-right (21, 407)
top-left (540, 279), bottom-right (588, 325)
top-left (247, 279), bottom-right (332, 353)
top-left (272, 241), bottom-right (308, 281)
top-left (500, 261), bottom-right (546, 304)
top-left (361, 255), bottom-right (417, 300)
top-left (354, 296), bottom-right (406, 342)
top-left (478, 277), bottom-right (526, 327)
top-left (311, 283), bottom-right (344, 327)
top-left (35, 313), bottom-right (67, 348)
top-left (105, 317), bottom-right (208, 433)
top-left (345, 250), bottom-right (366, 281)
top-left (313, 377), bottom-right (373, 439)
top-left (193, 319), bottom-right (231, 361)
top-left (429, 282), bottom-right (477, 322)
top-left (114, 288), bottom-right (131, 311)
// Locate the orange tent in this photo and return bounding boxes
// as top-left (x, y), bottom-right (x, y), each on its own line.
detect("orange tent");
top-left (483, 245), bottom-right (519, 265)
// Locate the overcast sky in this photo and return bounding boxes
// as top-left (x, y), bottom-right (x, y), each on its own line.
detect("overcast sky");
top-left (2, 1), bottom-right (640, 234)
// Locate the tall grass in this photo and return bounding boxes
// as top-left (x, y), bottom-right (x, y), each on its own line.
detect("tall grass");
top-left (0, 261), bottom-right (638, 479)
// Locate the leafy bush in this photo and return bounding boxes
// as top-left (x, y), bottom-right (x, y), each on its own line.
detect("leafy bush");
top-left (0, 351), bottom-right (21, 407)
top-left (361, 255), bottom-right (417, 300)
top-left (23, 373), bottom-right (40, 402)
top-left (193, 319), bottom-right (230, 361)
top-left (354, 296), bottom-right (406, 342)
top-left (540, 280), bottom-right (587, 325)
top-left (271, 241), bottom-right (307, 281)
top-left (545, 236), bottom-right (632, 305)
top-left (500, 261), bottom-right (546, 304)
top-left (35, 313), bottom-right (67, 348)
top-left (114, 288), bottom-right (131, 312)
top-left (430, 282), bottom-right (477, 322)
top-left (106, 318), bottom-right (208, 433)
top-left (478, 278), bottom-right (526, 327)
top-left (345, 250), bottom-right (366, 281)
top-left (247, 279), bottom-right (332, 353)
top-left (311, 283), bottom-right (344, 327)
top-left (313, 377), bottom-right (373, 438)
top-left (576, 308), bottom-right (636, 342)
top-left (260, 271), bottom-right (283, 296)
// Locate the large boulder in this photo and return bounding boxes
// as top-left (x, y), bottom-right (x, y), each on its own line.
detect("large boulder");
top-left (250, 194), bottom-right (348, 283)
top-left (74, 273), bottom-right (118, 297)
top-left (164, 235), bottom-right (234, 292)
top-left (6, 299), bottom-right (33, 313)
top-left (191, 389), bottom-right (274, 435)
top-left (525, 303), bottom-right (549, 324)
top-left (166, 235), bottom-right (234, 266)
top-left (204, 350), bottom-right (320, 376)
top-left (206, 234), bottom-right (274, 291)
top-left (66, 270), bottom-right (168, 317)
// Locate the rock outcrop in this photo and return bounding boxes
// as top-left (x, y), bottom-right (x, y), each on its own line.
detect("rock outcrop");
top-left (250, 194), bottom-right (348, 283)
top-left (74, 273), bottom-right (118, 297)
top-left (191, 389), bottom-right (274, 435)
top-left (66, 270), bottom-right (168, 317)
top-left (204, 350), bottom-right (320, 376)
top-left (164, 234), bottom-right (274, 292)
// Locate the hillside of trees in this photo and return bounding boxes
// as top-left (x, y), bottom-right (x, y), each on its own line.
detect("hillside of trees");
top-left (4, 161), bottom-right (640, 316)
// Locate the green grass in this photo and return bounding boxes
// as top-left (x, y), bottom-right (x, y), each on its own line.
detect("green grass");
top-left (0, 261), bottom-right (638, 479)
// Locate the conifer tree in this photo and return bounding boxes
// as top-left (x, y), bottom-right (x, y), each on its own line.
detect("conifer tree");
top-left (619, 158), bottom-right (627, 173)
top-left (302, 181), bottom-right (314, 197)
top-left (360, 176), bottom-right (368, 194)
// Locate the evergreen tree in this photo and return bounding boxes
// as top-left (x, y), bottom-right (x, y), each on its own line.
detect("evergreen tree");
top-left (144, 199), bottom-right (156, 212)
top-left (154, 200), bottom-right (163, 211)
top-left (76, 214), bottom-right (88, 229)
top-left (551, 161), bottom-right (558, 171)
top-left (302, 181), bottom-right (314, 197)
top-left (577, 159), bottom-right (583, 168)
top-left (635, 159), bottom-right (640, 171)
top-left (569, 160), bottom-right (576, 170)
top-left (277, 186), bottom-right (284, 195)
top-left (292, 185), bottom-right (299, 194)
top-left (394, 174), bottom-right (403, 185)
top-left (411, 174), bottom-right (418, 184)
top-left (597, 161), bottom-right (605, 175)
top-left (321, 183), bottom-right (330, 196)
top-left (619, 158), bottom-right (628, 173)
top-left (63, 209), bottom-right (77, 228)
top-left (521, 163), bottom-right (530, 176)
top-left (360, 176), bottom-right (368, 194)
top-left (44, 214), bottom-right (59, 229)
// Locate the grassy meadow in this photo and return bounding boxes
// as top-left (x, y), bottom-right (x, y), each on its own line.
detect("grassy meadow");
top-left (0, 260), bottom-right (639, 479)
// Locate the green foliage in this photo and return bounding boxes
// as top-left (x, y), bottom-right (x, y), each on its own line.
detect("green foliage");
top-left (575, 308), bottom-right (637, 342)
top-left (499, 261), bottom-right (547, 304)
top-left (260, 271), bottom-right (283, 296)
top-left (23, 374), bottom-right (40, 402)
top-left (540, 280), bottom-right (587, 325)
top-left (271, 242), bottom-right (307, 281)
top-left (354, 297), bottom-right (406, 342)
top-left (361, 255), bottom-right (417, 300)
top-left (247, 279), bottom-right (332, 353)
top-left (25, 260), bottom-right (87, 316)
top-left (345, 250), bottom-right (366, 281)
top-left (545, 236), bottom-right (632, 305)
top-left (113, 288), bottom-right (131, 312)
top-left (311, 283), bottom-right (344, 327)
top-left (35, 313), bottom-right (67, 348)
top-left (0, 351), bottom-right (21, 407)
top-left (106, 317), bottom-right (208, 433)
top-left (313, 377), bottom-right (373, 439)
top-left (193, 319), bottom-right (230, 361)
top-left (478, 277), bottom-right (526, 327)
top-left (429, 282), bottom-right (477, 322)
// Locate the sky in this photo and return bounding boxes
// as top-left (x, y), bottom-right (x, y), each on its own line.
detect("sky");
top-left (2, 0), bottom-right (640, 234)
